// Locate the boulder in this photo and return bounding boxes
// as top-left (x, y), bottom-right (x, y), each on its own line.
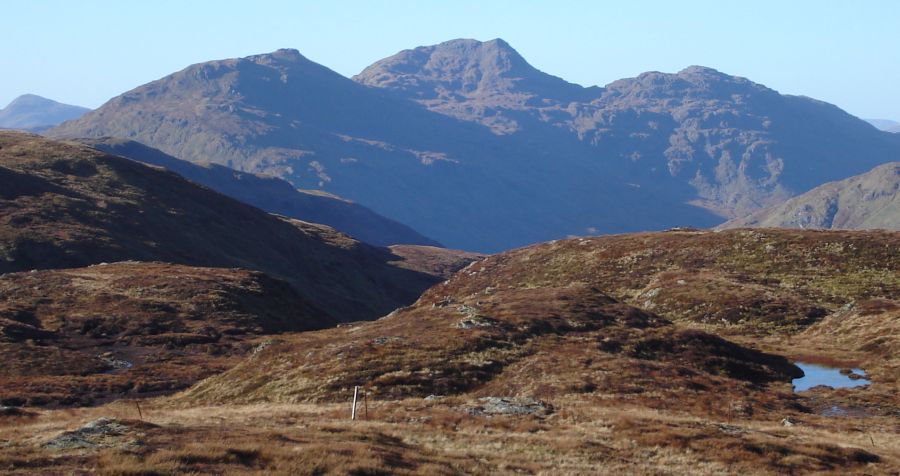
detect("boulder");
top-left (467, 397), bottom-right (552, 416)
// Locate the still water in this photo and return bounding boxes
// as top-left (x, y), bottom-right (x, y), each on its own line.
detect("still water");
top-left (792, 362), bottom-right (869, 392)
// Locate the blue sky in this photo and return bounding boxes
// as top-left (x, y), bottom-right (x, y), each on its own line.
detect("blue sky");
top-left (3, 0), bottom-right (898, 119)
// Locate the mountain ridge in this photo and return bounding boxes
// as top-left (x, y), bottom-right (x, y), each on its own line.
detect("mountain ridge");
top-left (355, 39), bottom-right (900, 217)
top-left (0, 131), bottom-right (481, 406)
top-left (51, 45), bottom-right (720, 252)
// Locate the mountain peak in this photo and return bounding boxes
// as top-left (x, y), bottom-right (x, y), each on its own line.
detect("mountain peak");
top-left (485, 37), bottom-right (512, 47)
top-left (244, 48), bottom-right (309, 66)
top-left (402, 37), bottom-right (532, 79)
top-left (433, 37), bottom-right (521, 57)
top-left (866, 118), bottom-right (900, 133)
top-left (6, 94), bottom-right (55, 107)
top-left (677, 65), bottom-right (725, 76)
top-left (267, 48), bottom-right (304, 60)
top-left (675, 65), bottom-right (748, 85)
top-left (604, 65), bottom-right (771, 101)
top-left (354, 38), bottom-right (597, 115)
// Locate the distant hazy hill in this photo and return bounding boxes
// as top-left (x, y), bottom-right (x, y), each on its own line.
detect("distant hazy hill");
top-left (867, 119), bottom-right (900, 133)
top-left (76, 137), bottom-right (440, 247)
top-left (51, 40), bottom-right (900, 251)
top-left (0, 94), bottom-right (89, 131)
top-left (720, 162), bottom-right (900, 230)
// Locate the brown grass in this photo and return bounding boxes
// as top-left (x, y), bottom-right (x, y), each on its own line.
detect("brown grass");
top-left (0, 262), bottom-right (328, 407)
top-left (438, 229), bottom-right (899, 332)
top-left (0, 398), bottom-right (895, 475)
top-left (175, 283), bottom-right (798, 409)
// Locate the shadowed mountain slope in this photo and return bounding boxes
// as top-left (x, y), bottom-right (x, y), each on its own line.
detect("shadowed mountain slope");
top-left (0, 131), bottom-right (465, 322)
top-left (76, 137), bottom-right (440, 247)
top-left (720, 162), bottom-right (900, 230)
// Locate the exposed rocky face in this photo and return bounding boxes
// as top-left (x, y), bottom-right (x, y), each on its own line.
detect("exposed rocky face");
top-left (720, 162), bottom-right (900, 230)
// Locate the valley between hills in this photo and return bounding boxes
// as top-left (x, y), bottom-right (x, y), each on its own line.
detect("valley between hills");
top-left (0, 35), bottom-right (899, 475)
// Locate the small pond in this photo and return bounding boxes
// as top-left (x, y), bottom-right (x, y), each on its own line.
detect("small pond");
top-left (792, 362), bottom-right (870, 392)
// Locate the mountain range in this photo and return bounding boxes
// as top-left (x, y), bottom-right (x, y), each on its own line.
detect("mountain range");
top-left (0, 94), bottom-right (89, 132)
top-left (356, 39), bottom-right (900, 217)
top-left (50, 39), bottom-right (900, 251)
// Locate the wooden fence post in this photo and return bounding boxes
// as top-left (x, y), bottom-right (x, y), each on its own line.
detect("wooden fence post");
top-left (351, 386), bottom-right (359, 420)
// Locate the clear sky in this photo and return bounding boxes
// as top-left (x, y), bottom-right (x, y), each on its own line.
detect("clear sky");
top-left (2, 0), bottom-right (898, 119)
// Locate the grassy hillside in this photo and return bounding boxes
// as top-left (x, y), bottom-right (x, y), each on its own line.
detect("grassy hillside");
top-left (0, 262), bottom-right (327, 406)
